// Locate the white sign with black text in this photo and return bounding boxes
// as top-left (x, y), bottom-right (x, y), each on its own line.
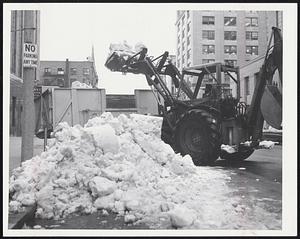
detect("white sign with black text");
top-left (23, 43), bottom-right (38, 68)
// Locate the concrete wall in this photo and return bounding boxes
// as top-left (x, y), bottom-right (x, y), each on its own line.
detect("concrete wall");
top-left (240, 56), bottom-right (263, 104)
top-left (105, 90), bottom-right (161, 117)
top-left (239, 55), bottom-right (281, 105)
top-left (135, 89), bottom-right (160, 115)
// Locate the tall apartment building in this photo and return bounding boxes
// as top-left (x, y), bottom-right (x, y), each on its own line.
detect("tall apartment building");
top-left (10, 10), bottom-right (40, 136)
top-left (175, 10), bottom-right (282, 95)
top-left (39, 48), bottom-right (99, 88)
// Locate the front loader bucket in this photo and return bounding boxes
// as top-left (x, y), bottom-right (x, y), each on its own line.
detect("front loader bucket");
top-left (105, 52), bottom-right (126, 72)
top-left (260, 85), bottom-right (282, 130)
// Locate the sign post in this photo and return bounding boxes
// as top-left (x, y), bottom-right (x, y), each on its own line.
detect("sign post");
top-left (21, 11), bottom-right (37, 162)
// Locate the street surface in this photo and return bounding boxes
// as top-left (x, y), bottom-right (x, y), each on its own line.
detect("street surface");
top-left (21, 145), bottom-right (282, 230)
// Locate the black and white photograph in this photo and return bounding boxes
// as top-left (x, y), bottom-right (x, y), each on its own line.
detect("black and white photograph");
top-left (2, 2), bottom-right (298, 237)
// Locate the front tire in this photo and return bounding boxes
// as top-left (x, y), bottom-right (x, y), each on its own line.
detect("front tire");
top-left (174, 109), bottom-right (221, 166)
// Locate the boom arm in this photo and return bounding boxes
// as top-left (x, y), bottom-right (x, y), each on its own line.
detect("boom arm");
top-left (246, 27), bottom-right (283, 142)
top-left (105, 48), bottom-right (193, 107)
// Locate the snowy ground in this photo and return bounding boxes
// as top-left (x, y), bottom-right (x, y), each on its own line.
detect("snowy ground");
top-left (9, 113), bottom-right (282, 229)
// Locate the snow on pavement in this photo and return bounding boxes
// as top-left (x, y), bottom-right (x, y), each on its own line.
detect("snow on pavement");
top-left (9, 113), bottom-right (281, 229)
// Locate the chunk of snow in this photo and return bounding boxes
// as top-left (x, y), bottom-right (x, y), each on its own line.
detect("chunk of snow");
top-left (124, 214), bottom-right (137, 223)
top-left (85, 125), bottom-right (119, 154)
top-left (169, 206), bottom-right (197, 228)
top-left (259, 140), bottom-right (278, 149)
top-left (221, 144), bottom-right (237, 154)
top-left (89, 176), bottom-right (116, 197)
top-left (71, 81), bottom-right (92, 89)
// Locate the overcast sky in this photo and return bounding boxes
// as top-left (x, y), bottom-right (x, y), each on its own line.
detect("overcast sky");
top-left (39, 4), bottom-right (177, 94)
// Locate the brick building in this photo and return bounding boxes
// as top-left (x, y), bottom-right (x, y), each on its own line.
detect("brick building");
top-left (39, 48), bottom-right (99, 88)
top-left (10, 10), bottom-right (40, 136)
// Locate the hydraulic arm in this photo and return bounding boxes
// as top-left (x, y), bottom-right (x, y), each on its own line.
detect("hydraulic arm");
top-left (246, 27), bottom-right (283, 142)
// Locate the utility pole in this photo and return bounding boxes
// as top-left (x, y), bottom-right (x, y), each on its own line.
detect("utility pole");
top-left (21, 10), bottom-right (36, 162)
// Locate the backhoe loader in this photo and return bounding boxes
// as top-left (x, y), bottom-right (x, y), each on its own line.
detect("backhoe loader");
top-left (105, 27), bottom-right (282, 166)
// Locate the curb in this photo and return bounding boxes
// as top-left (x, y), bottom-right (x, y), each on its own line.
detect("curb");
top-left (8, 203), bottom-right (37, 229)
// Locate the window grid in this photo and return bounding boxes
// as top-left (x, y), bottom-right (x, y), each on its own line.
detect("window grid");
top-left (224, 17), bottom-right (236, 26)
top-left (224, 31), bottom-right (237, 40)
top-left (246, 31), bottom-right (258, 40)
top-left (245, 17), bottom-right (258, 27)
top-left (224, 45), bottom-right (237, 54)
top-left (246, 45), bottom-right (258, 55)
top-left (202, 16), bottom-right (215, 25)
top-left (202, 30), bottom-right (215, 40)
top-left (202, 45), bottom-right (215, 54)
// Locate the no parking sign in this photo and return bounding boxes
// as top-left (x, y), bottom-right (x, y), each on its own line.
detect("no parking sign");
top-left (23, 43), bottom-right (38, 68)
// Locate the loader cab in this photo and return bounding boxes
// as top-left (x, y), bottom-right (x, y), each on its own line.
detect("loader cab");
top-left (180, 62), bottom-right (240, 101)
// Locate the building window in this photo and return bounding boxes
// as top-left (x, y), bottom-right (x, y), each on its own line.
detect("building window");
top-left (245, 17), bottom-right (258, 27)
top-left (70, 68), bottom-right (77, 75)
top-left (202, 59), bottom-right (215, 64)
top-left (224, 60), bottom-right (237, 67)
top-left (83, 68), bottom-right (90, 75)
top-left (224, 17), bottom-right (236, 26)
top-left (202, 16), bottom-right (215, 25)
top-left (244, 76), bottom-right (250, 95)
top-left (202, 30), bottom-right (215, 40)
top-left (224, 31), bottom-right (237, 40)
top-left (44, 68), bottom-right (51, 74)
top-left (187, 10), bottom-right (190, 18)
top-left (224, 45), bottom-right (237, 54)
top-left (246, 31), bottom-right (258, 40)
top-left (57, 68), bottom-right (64, 75)
top-left (57, 78), bottom-right (64, 87)
top-left (246, 46), bottom-right (258, 55)
top-left (202, 45), bottom-right (215, 54)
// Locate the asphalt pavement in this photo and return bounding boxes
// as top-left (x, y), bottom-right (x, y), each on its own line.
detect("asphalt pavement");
top-left (215, 145), bottom-right (282, 183)
top-left (18, 145), bottom-right (282, 230)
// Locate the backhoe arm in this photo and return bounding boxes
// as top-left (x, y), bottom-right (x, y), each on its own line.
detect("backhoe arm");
top-left (246, 27), bottom-right (282, 143)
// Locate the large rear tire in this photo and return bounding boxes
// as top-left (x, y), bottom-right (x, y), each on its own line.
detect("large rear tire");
top-left (174, 109), bottom-right (221, 166)
top-left (161, 117), bottom-right (174, 146)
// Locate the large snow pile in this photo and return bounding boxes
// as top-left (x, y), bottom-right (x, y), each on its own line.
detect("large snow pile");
top-left (9, 113), bottom-right (280, 229)
top-left (71, 81), bottom-right (92, 89)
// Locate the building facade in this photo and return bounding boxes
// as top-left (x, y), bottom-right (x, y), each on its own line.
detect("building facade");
top-left (39, 48), bottom-right (99, 88)
top-left (10, 10), bottom-right (40, 136)
top-left (175, 10), bottom-right (283, 95)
